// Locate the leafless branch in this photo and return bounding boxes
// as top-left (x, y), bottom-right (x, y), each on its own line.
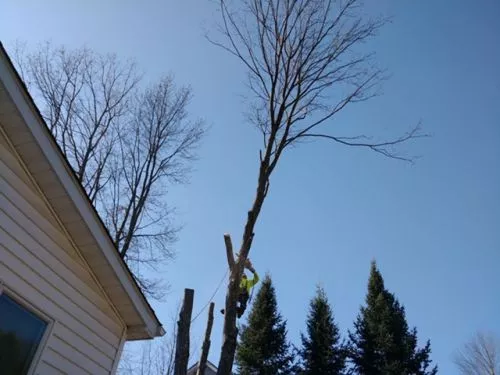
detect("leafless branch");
top-left (455, 332), bottom-right (500, 375)
top-left (291, 121), bottom-right (428, 163)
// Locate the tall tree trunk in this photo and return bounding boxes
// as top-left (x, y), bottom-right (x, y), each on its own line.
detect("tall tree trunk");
top-left (217, 235), bottom-right (239, 375)
top-left (217, 163), bottom-right (269, 375)
top-left (217, 274), bottom-right (240, 375)
top-left (174, 288), bottom-right (194, 375)
top-left (196, 302), bottom-right (215, 375)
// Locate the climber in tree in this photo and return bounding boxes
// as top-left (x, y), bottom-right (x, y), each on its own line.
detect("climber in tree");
top-left (221, 259), bottom-right (259, 318)
top-left (237, 259), bottom-right (259, 318)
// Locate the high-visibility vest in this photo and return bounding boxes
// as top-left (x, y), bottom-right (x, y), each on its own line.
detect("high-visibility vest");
top-left (239, 272), bottom-right (259, 294)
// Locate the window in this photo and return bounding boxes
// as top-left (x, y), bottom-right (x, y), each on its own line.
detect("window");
top-left (0, 293), bottom-right (48, 374)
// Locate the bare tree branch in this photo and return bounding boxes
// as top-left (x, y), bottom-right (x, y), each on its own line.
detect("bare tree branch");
top-left (291, 121), bottom-right (428, 163)
top-left (455, 332), bottom-right (500, 375)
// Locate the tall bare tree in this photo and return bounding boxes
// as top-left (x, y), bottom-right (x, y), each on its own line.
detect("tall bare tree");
top-left (14, 42), bottom-right (139, 202)
top-left (13, 42), bottom-right (205, 299)
top-left (102, 77), bottom-right (204, 297)
top-left (455, 332), bottom-right (500, 375)
top-left (207, 0), bottom-right (426, 373)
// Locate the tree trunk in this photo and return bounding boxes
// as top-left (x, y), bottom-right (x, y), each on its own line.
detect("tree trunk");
top-left (174, 288), bottom-right (194, 375)
top-left (196, 302), bottom-right (215, 375)
top-left (217, 273), bottom-right (240, 375)
top-left (217, 165), bottom-right (268, 375)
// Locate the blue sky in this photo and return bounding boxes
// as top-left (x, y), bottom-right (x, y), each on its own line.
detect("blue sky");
top-left (1, 1), bottom-right (499, 373)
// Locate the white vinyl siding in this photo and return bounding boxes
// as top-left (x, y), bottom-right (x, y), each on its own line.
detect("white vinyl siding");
top-left (0, 134), bottom-right (60, 229)
top-left (0, 136), bottom-right (126, 374)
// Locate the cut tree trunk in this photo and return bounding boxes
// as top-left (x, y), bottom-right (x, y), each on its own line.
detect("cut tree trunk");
top-left (217, 234), bottom-right (240, 375)
top-left (217, 273), bottom-right (240, 375)
top-left (196, 302), bottom-right (215, 375)
top-left (174, 288), bottom-right (194, 375)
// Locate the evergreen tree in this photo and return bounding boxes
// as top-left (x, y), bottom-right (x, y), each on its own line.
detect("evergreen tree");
top-left (236, 275), bottom-right (295, 375)
top-left (300, 287), bottom-right (347, 375)
top-left (349, 261), bottom-right (438, 375)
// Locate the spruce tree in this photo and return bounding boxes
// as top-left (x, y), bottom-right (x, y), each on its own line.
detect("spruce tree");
top-left (349, 261), bottom-right (438, 375)
top-left (300, 287), bottom-right (347, 375)
top-left (236, 275), bottom-right (295, 375)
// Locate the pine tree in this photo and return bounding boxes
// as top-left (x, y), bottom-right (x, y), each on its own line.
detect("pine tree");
top-left (236, 275), bottom-right (295, 375)
top-left (349, 261), bottom-right (438, 375)
top-left (300, 287), bottom-right (347, 375)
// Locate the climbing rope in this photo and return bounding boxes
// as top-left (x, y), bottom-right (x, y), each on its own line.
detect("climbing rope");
top-left (190, 259), bottom-right (257, 324)
top-left (191, 268), bottom-right (229, 324)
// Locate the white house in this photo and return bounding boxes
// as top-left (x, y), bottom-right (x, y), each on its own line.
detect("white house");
top-left (0, 43), bottom-right (164, 374)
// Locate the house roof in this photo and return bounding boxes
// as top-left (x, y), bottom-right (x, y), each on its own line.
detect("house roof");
top-left (187, 360), bottom-right (219, 375)
top-left (0, 42), bottom-right (164, 340)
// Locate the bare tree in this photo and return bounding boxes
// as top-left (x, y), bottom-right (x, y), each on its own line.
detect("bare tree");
top-left (118, 330), bottom-right (177, 375)
top-left (13, 42), bottom-right (205, 299)
top-left (13, 42), bottom-right (139, 202)
top-left (455, 332), bottom-right (500, 375)
top-left (207, 0), bottom-right (426, 373)
top-left (102, 77), bottom-right (204, 298)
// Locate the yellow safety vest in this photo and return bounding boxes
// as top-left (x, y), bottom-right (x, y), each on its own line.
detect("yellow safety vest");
top-left (240, 272), bottom-right (259, 294)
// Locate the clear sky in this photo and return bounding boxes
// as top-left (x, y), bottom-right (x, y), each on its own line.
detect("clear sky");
top-left (1, 1), bottom-right (499, 373)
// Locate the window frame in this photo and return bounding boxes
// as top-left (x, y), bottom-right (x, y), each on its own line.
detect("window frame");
top-left (0, 280), bottom-right (54, 375)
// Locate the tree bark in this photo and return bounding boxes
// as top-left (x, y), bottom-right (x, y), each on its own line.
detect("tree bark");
top-left (217, 164), bottom-right (268, 375)
top-left (196, 302), bottom-right (215, 375)
top-left (217, 234), bottom-right (240, 375)
top-left (223, 234), bottom-right (235, 269)
top-left (174, 288), bottom-right (194, 375)
top-left (217, 275), bottom-right (239, 375)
